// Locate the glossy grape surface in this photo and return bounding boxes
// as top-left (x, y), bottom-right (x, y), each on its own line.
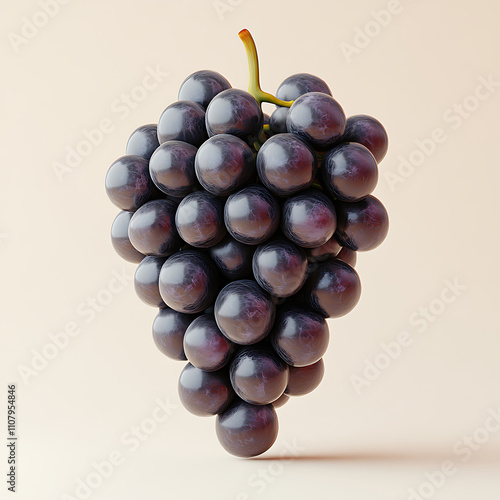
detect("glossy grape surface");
top-left (209, 235), bottom-right (254, 280)
top-left (321, 143), bottom-right (379, 202)
top-left (334, 195), bottom-right (389, 251)
top-left (285, 359), bottom-right (325, 396)
top-left (256, 133), bottom-right (317, 197)
top-left (178, 70), bottom-right (231, 109)
top-left (230, 347), bottom-right (289, 405)
top-left (215, 280), bottom-right (275, 345)
top-left (178, 363), bottom-right (234, 416)
top-left (336, 247), bottom-right (357, 267)
top-left (307, 237), bottom-right (341, 263)
top-left (152, 307), bottom-right (192, 360)
top-left (128, 199), bottom-right (180, 257)
top-left (183, 314), bottom-right (235, 371)
top-left (158, 101), bottom-right (207, 147)
top-left (224, 186), bottom-right (280, 245)
top-left (272, 393), bottom-right (290, 408)
top-left (126, 124), bottom-right (160, 160)
top-left (276, 73), bottom-right (332, 101)
top-left (342, 114), bottom-right (389, 162)
top-left (252, 239), bottom-right (308, 298)
top-left (134, 256), bottom-right (166, 307)
top-left (149, 140), bottom-right (198, 198)
top-left (216, 400), bottom-right (278, 457)
top-left (105, 155), bottom-right (154, 211)
top-left (195, 134), bottom-right (255, 196)
top-left (175, 191), bottom-right (226, 248)
top-left (110, 211), bottom-right (145, 263)
top-left (159, 250), bottom-right (218, 313)
top-left (269, 107), bottom-right (289, 134)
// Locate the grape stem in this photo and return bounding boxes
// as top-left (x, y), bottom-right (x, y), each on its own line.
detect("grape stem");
top-left (239, 29), bottom-right (293, 108)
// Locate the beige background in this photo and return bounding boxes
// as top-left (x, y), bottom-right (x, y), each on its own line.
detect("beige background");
top-left (1, 0), bottom-right (499, 498)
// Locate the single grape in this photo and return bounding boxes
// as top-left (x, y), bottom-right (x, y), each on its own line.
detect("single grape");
top-left (128, 199), bottom-right (180, 257)
top-left (183, 314), bottom-right (235, 371)
top-left (149, 140), bottom-right (198, 198)
top-left (335, 195), bottom-right (389, 251)
top-left (269, 107), bottom-right (289, 134)
top-left (287, 92), bottom-right (346, 150)
top-left (126, 124), bottom-right (160, 160)
top-left (209, 235), bottom-right (254, 280)
top-left (134, 256), bottom-right (166, 307)
top-left (152, 307), bottom-right (192, 360)
top-left (158, 101), bottom-right (207, 147)
top-left (159, 250), bottom-right (218, 314)
top-left (321, 143), bottom-right (379, 202)
top-left (216, 400), bottom-right (278, 457)
top-left (205, 89), bottom-right (263, 140)
top-left (302, 259), bottom-right (361, 318)
top-left (272, 393), bottom-right (290, 408)
top-left (178, 70), bottom-right (231, 109)
top-left (230, 347), bottom-right (289, 405)
top-left (342, 114), bottom-right (388, 163)
top-left (276, 73), bottom-right (332, 101)
top-left (252, 239), bottom-right (308, 298)
top-left (215, 280), bottom-right (275, 345)
top-left (281, 190), bottom-right (336, 248)
top-left (285, 359), bottom-right (325, 396)
top-left (307, 237), bottom-right (341, 263)
top-left (110, 211), bottom-right (145, 263)
top-left (224, 186), bottom-right (280, 245)
top-left (178, 363), bottom-right (234, 416)
top-left (175, 191), bottom-right (226, 248)
top-left (195, 134), bottom-right (255, 196)
top-left (271, 308), bottom-right (329, 367)
top-left (256, 133), bottom-right (317, 197)
top-left (105, 155), bottom-right (154, 211)
top-left (336, 247), bottom-right (357, 267)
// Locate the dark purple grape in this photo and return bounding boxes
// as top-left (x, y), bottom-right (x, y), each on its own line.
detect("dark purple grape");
top-left (269, 107), bottom-right (289, 134)
top-left (336, 247), bottom-right (357, 267)
top-left (152, 307), bottom-right (192, 360)
top-left (209, 235), bottom-right (254, 280)
top-left (276, 73), bottom-right (332, 101)
top-left (321, 143), bottom-right (378, 202)
top-left (149, 141), bottom-right (198, 198)
top-left (271, 308), bottom-right (329, 367)
top-left (256, 133), bottom-right (317, 197)
top-left (110, 211), bottom-right (145, 263)
top-left (158, 101), bottom-right (207, 147)
top-left (195, 134), bottom-right (255, 196)
top-left (205, 89), bottom-right (263, 140)
top-left (342, 114), bottom-right (388, 163)
top-left (272, 393), bottom-right (290, 408)
top-left (126, 124), bottom-right (160, 160)
top-left (230, 348), bottom-right (289, 405)
top-left (252, 240), bottom-right (308, 298)
top-left (178, 363), bottom-right (234, 416)
top-left (105, 155), bottom-right (154, 211)
top-left (285, 359), bottom-right (325, 396)
top-left (134, 256), bottom-right (166, 307)
top-left (128, 199), bottom-right (180, 257)
top-left (282, 190), bottom-right (336, 248)
top-left (335, 195), bottom-right (389, 251)
top-left (307, 237), bottom-right (341, 263)
top-left (183, 314), bottom-right (235, 371)
top-left (302, 259), bottom-right (361, 318)
top-left (159, 250), bottom-right (218, 314)
top-left (215, 280), bottom-right (275, 345)
top-left (175, 191), bottom-right (226, 248)
top-left (224, 186), bottom-right (280, 245)
top-left (216, 400), bottom-right (278, 457)
top-left (178, 70), bottom-right (231, 109)
top-left (287, 92), bottom-right (345, 150)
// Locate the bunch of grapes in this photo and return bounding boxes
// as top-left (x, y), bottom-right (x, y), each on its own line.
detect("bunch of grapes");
top-left (105, 29), bottom-right (389, 458)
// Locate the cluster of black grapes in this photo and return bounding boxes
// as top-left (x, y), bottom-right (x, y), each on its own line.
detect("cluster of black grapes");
top-left (106, 66), bottom-right (389, 457)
